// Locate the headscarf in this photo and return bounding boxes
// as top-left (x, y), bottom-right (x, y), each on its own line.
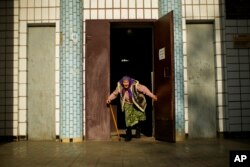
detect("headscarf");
top-left (119, 75), bottom-right (134, 98)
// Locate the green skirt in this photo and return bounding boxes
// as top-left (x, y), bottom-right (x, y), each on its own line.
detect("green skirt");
top-left (124, 103), bottom-right (146, 127)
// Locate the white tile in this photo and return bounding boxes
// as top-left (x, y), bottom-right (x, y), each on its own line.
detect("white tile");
top-left (129, 9), bottom-right (136, 19)
top-left (84, 10), bottom-right (90, 20)
top-left (42, 8), bottom-right (49, 20)
top-left (84, 0), bottom-right (90, 8)
top-left (20, 8), bottom-right (27, 20)
top-left (121, 9), bottom-right (128, 19)
top-left (216, 55), bottom-right (222, 68)
top-left (218, 119), bottom-right (224, 132)
top-left (137, 0), bottom-right (143, 8)
top-left (20, 0), bottom-right (28, 8)
top-left (90, 10), bottom-right (98, 19)
top-left (182, 6), bottom-right (186, 17)
top-left (184, 68), bottom-right (188, 81)
top-left (114, 0), bottom-right (120, 8)
top-left (183, 42), bottom-right (187, 55)
top-left (144, 0), bottom-right (151, 8)
top-left (184, 94), bottom-right (188, 107)
top-left (56, 122), bottom-right (60, 135)
top-left (35, 7), bottom-right (42, 20)
top-left (28, 0), bottom-right (34, 7)
top-left (184, 81), bottom-right (188, 94)
top-left (207, 0), bottom-right (215, 5)
top-left (152, 0), bottom-right (158, 8)
top-left (56, 95), bottom-right (60, 108)
top-left (19, 97), bottom-right (27, 110)
top-left (56, 7), bottom-right (60, 19)
top-left (106, 0), bottom-right (113, 8)
top-left (55, 70), bottom-right (59, 83)
top-left (121, 0), bottom-right (128, 8)
top-left (19, 123), bottom-right (27, 135)
top-left (218, 106), bottom-right (224, 118)
top-left (106, 9), bottom-right (113, 19)
top-left (137, 9), bottom-right (144, 19)
top-left (216, 67), bottom-right (223, 80)
top-left (151, 9), bottom-right (158, 19)
top-left (19, 58), bottom-right (27, 71)
top-left (19, 33), bottom-right (27, 46)
top-left (55, 32), bottom-right (60, 46)
top-left (98, 9), bottom-right (105, 19)
top-left (207, 5), bottom-right (214, 17)
top-left (215, 29), bottom-right (221, 42)
top-left (42, 0), bottom-right (49, 7)
top-left (98, 0), bottom-right (105, 8)
top-left (215, 42), bottom-right (222, 54)
top-left (19, 110), bottom-right (27, 122)
top-left (56, 109), bottom-right (60, 122)
top-left (183, 55), bottom-right (187, 67)
top-left (214, 5), bottom-right (219, 17)
top-left (185, 5), bottom-right (193, 18)
top-left (55, 45), bottom-right (60, 58)
top-left (49, 8), bottom-right (56, 20)
top-left (214, 0), bottom-right (219, 5)
top-left (49, 0), bottom-right (56, 7)
top-left (20, 21), bottom-right (27, 33)
top-left (91, 0), bottom-right (97, 8)
top-left (144, 9), bottom-right (151, 18)
top-left (193, 5), bottom-right (200, 18)
top-left (200, 5), bottom-right (207, 17)
top-left (217, 81), bottom-right (224, 93)
top-left (113, 9), bottom-right (121, 19)
top-left (35, 0), bottom-right (42, 7)
top-left (14, 8), bottom-right (19, 16)
top-left (28, 8), bottom-right (34, 21)
top-left (19, 71), bottom-right (27, 84)
top-left (185, 0), bottom-right (192, 5)
top-left (193, 0), bottom-right (199, 4)
top-left (129, 0), bottom-right (136, 8)
top-left (19, 84), bottom-right (27, 97)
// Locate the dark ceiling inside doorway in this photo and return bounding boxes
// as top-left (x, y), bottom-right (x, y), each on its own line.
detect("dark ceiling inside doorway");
top-left (110, 26), bottom-right (153, 89)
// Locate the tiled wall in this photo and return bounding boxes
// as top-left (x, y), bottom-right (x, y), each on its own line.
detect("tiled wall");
top-left (82, 0), bottom-right (159, 134)
top-left (0, 0), bottom-right (19, 137)
top-left (222, 1), bottom-right (250, 132)
top-left (60, 0), bottom-right (83, 139)
top-left (159, 0), bottom-right (185, 140)
top-left (18, 0), bottom-right (60, 137)
top-left (182, 0), bottom-right (225, 133)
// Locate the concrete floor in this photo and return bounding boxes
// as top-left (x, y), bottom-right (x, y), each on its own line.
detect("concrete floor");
top-left (0, 136), bottom-right (250, 167)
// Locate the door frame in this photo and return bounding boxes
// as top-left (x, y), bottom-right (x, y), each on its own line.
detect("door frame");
top-left (85, 15), bottom-right (176, 141)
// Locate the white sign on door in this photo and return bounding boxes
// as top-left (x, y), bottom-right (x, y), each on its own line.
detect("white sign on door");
top-left (159, 47), bottom-right (165, 60)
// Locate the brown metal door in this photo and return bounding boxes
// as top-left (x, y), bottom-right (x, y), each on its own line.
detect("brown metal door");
top-left (154, 11), bottom-right (175, 142)
top-left (85, 20), bottom-right (110, 140)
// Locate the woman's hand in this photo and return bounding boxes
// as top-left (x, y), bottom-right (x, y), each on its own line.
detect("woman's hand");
top-left (152, 95), bottom-right (158, 101)
top-left (106, 99), bottom-right (111, 104)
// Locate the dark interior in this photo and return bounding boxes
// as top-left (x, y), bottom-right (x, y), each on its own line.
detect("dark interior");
top-left (110, 23), bottom-right (153, 136)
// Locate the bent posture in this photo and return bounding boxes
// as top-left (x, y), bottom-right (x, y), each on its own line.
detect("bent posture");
top-left (107, 76), bottom-right (157, 141)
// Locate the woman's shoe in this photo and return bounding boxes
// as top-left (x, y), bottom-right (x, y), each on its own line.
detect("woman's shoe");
top-left (125, 127), bottom-right (132, 141)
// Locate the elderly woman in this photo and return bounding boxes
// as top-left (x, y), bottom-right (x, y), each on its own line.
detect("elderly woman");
top-left (107, 76), bottom-right (157, 141)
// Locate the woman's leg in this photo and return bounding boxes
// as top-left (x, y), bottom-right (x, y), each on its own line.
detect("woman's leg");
top-left (125, 126), bottom-right (132, 141)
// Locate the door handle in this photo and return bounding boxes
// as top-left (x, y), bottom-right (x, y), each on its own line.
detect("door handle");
top-left (164, 67), bottom-right (170, 78)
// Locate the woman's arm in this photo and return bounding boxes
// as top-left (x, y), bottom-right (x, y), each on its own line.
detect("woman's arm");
top-left (137, 84), bottom-right (157, 101)
top-left (106, 88), bottom-right (119, 104)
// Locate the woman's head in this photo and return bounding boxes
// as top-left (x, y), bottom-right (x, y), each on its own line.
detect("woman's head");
top-left (120, 76), bottom-right (133, 88)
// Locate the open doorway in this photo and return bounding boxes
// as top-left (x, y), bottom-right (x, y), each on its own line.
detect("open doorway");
top-left (110, 23), bottom-right (153, 136)
top-left (85, 12), bottom-right (175, 141)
